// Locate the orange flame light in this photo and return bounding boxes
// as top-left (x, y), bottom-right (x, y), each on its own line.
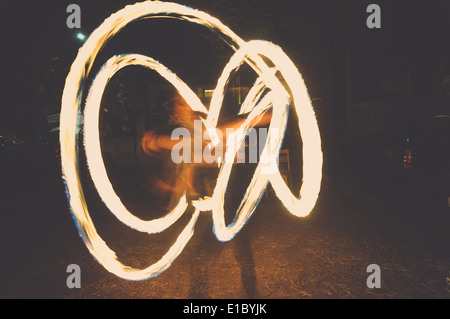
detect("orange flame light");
top-left (60, 1), bottom-right (322, 280)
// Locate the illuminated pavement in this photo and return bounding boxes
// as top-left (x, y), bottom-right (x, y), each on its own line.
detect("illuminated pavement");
top-left (0, 156), bottom-right (449, 299)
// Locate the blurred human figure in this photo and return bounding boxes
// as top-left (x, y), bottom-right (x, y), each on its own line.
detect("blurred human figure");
top-left (141, 88), bottom-right (272, 209)
top-left (142, 88), bottom-right (271, 297)
top-left (141, 90), bottom-right (199, 208)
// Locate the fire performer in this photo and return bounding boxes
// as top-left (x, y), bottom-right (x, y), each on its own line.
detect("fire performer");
top-left (141, 88), bottom-right (272, 208)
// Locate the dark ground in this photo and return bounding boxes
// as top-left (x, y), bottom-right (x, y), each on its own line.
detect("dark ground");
top-left (0, 149), bottom-right (449, 299)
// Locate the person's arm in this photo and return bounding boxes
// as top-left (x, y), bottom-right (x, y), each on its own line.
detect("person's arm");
top-left (142, 110), bottom-right (272, 156)
top-left (217, 109), bottom-right (272, 139)
top-left (142, 130), bottom-right (185, 154)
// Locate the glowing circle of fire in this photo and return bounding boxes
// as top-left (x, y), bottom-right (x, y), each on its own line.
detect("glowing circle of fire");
top-left (60, 1), bottom-right (323, 280)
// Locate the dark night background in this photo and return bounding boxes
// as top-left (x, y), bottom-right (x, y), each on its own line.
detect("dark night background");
top-left (0, 0), bottom-right (449, 300)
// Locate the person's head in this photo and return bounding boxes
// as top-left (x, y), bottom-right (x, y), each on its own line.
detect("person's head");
top-left (169, 94), bottom-right (193, 122)
top-left (159, 87), bottom-right (193, 122)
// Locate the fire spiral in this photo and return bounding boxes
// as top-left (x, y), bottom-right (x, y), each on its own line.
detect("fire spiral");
top-left (60, 1), bottom-right (322, 280)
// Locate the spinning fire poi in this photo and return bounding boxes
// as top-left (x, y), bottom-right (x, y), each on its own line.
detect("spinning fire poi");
top-left (60, 1), bottom-right (322, 280)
